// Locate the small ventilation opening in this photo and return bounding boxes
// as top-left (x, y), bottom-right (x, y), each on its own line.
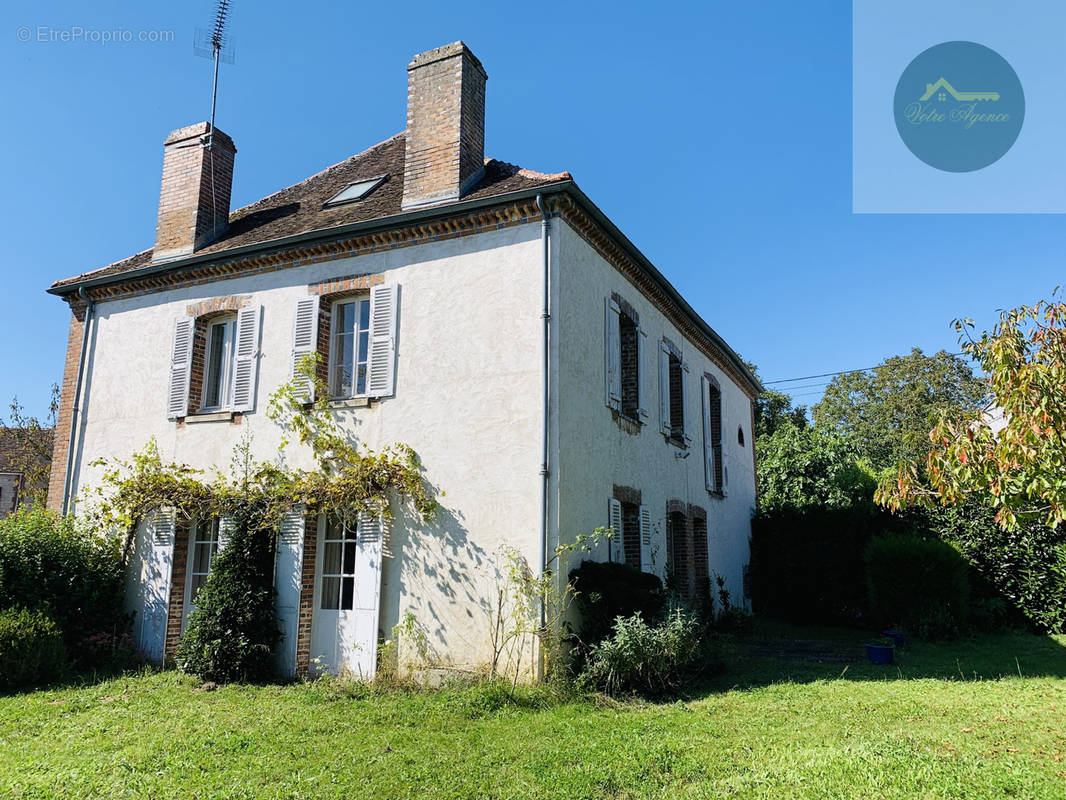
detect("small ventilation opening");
top-left (324, 175), bottom-right (387, 208)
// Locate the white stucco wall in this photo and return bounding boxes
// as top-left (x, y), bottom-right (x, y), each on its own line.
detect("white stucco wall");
top-left (74, 225), bottom-right (546, 672)
top-left (554, 223), bottom-right (757, 606)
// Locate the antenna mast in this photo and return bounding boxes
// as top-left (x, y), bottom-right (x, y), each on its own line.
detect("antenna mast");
top-left (205, 0), bottom-right (231, 151)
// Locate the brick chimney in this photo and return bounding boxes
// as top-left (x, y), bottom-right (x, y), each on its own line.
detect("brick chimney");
top-left (152, 122), bottom-right (236, 262)
top-left (402, 42), bottom-right (487, 210)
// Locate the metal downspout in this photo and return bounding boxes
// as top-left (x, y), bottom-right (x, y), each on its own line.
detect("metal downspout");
top-left (536, 194), bottom-right (551, 634)
top-left (61, 287), bottom-right (95, 516)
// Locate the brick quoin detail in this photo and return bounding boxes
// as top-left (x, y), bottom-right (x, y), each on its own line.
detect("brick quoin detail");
top-left (295, 513), bottom-right (318, 675)
top-left (163, 520), bottom-right (190, 658)
top-left (308, 273), bottom-right (383, 297)
top-left (46, 305), bottom-right (86, 511)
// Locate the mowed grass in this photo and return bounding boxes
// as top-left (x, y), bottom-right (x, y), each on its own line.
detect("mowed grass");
top-left (2, 624), bottom-right (1065, 799)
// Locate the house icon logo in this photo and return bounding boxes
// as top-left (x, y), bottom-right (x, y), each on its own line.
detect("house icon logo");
top-left (893, 41), bottom-right (1024, 173)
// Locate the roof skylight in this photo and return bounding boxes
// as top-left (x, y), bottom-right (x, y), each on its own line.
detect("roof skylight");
top-left (324, 175), bottom-right (387, 208)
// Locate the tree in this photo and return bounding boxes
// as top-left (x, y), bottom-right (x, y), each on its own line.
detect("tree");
top-left (879, 294), bottom-right (1066, 530)
top-left (755, 388), bottom-right (808, 439)
top-left (814, 348), bottom-right (987, 474)
top-left (1, 386), bottom-right (58, 508)
top-left (756, 423), bottom-right (877, 512)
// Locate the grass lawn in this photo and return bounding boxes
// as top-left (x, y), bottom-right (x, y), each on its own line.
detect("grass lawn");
top-left (2, 623), bottom-right (1065, 799)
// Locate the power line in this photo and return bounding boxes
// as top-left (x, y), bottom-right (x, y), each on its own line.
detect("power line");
top-left (764, 352), bottom-right (967, 386)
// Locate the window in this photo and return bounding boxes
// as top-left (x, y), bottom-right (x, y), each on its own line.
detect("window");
top-left (188, 519), bottom-right (220, 604)
top-left (321, 517), bottom-right (358, 610)
top-left (659, 338), bottom-right (688, 444)
top-left (738, 426), bottom-right (745, 447)
top-left (201, 317), bottom-right (237, 411)
top-left (702, 375), bottom-right (724, 494)
top-left (323, 175), bottom-right (387, 208)
top-left (328, 298), bottom-right (371, 398)
top-left (605, 296), bottom-right (646, 422)
top-left (608, 496), bottom-right (652, 572)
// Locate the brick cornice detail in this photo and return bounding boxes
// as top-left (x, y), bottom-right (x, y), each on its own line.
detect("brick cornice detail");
top-left (63, 194), bottom-right (756, 398)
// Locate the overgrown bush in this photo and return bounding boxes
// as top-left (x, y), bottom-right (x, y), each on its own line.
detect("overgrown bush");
top-left (749, 506), bottom-right (910, 626)
top-left (0, 608), bottom-right (67, 691)
top-left (865, 534), bottom-right (970, 639)
top-left (568, 560), bottom-right (666, 648)
top-left (580, 606), bottom-right (705, 695)
top-left (0, 507), bottom-right (126, 659)
top-left (923, 503), bottom-right (1066, 634)
top-left (176, 510), bottom-right (280, 683)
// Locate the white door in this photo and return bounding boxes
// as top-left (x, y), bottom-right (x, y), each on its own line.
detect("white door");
top-left (310, 514), bottom-right (382, 678)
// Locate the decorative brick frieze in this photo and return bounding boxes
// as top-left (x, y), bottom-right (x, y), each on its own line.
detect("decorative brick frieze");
top-left (308, 273), bottom-right (383, 297)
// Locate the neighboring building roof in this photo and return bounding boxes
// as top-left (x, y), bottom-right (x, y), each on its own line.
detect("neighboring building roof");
top-left (50, 134), bottom-right (570, 290)
top-left (0, 427), bottom-right (53, 474)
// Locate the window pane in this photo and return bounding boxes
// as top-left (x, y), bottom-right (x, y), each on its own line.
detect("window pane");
top-left (331, 303), bottom-right (356, 397)
top-left (358, 299), bottom-right (370, 330)
top-left (193, 541), bottom-right (213, 574)
top-left (326, 517), bottom-right (344, 540)
top-left (321, 577), bottom-right (340, 610)
top-left (342, 540), bottom-right (356, 574)
top-left (323, 542), bottom-right (342, 574)
top-left (204, 324), bottom-right (226, 407)
top-left (190, 574), bottom-right (207, 602)
top-left (341, 577), bottom-right (354, 610)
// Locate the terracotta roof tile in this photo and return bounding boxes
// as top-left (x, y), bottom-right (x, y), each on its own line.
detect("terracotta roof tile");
top-left (52, 134), bottom-right (570, 290)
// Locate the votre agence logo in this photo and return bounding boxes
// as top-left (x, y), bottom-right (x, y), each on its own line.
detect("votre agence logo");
top-left (894, 41), bottom-right (1024, 172)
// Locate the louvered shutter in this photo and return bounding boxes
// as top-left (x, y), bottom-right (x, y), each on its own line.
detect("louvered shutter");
top-left (639, 505), bottom-right (652, 572)
top-left (139, 508), bottom-right (175, 663)
top-left (702, 375), bottom-right (715, 492)
top-left (367, 283), bottom-right (399, 397)
top-left (636, 326), bottom-right (649, 420)
top-left (231, 305), bottom-right (261, 412)
top-left (274, 508), bottom-right (305, 677)
top-left (659, 341), bottom-right (671, 435)
top-left (291, 296), bottom-right (319, 404)
top-left (607, 498), bottom-right (624, 564)
top-left (605, 298), bottom-right (621, 409)
top-left (353, 511), bottom-right (384, 679)
top-left (681, 360), bottom-right (692, 446)
top-left (217, 515), bottom-right (236, 551)
top-left (167, 318), bottom-right (194, 419)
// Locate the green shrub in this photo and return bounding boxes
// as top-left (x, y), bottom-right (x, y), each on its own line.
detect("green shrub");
top-left (0, 507), bottom-right (126, 659)
top-left (177, 511), bottom-right (280, 683)
top-left (923, 503), bottom-right (1066, 634)
top-left (0, 608), bottom-right (67, 691)
top-left (864, 534), bottom-right (970, 639)
top-left (568, 560), bottom-right (666, 648)
top-left (580, 606), bottom-right (705, 696)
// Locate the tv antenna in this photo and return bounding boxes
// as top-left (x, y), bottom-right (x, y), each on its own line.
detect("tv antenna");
top-left (193, 0), bottom-right (235, 151)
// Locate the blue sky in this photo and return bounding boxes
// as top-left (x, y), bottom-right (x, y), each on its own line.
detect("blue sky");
top-left (1, 0), bottom-right (1063, 419)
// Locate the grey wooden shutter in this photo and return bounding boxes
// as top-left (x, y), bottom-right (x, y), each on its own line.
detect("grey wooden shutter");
top-left (702, 375), bottom-right (714, 492)
top-left (681, 360), bottom-right (692, 446)
top-left (605, 298), bottom-right (621, 409)
top-left (636, 326), bottom-right (649, 421)
top-left (291, 296), bottom-right (319, 404)
top-left (167, 318), bottom-right (194, 419)
top-left (639, 504), bottom-right (652, 572)
top-left (607, 498), bottom-right (624, 564)
top-left (367, 283), bottom-right (399, 398)
top-left (231, 305), bottom-right (262, 412)
top-left (274, 508), bottom-right (305, 677)
top-left (658, 341), bottom-right (671, 435)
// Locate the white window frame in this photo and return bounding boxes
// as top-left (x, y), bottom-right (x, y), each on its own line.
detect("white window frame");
top-left (201, 316), bottom-right (238, 412)
top-left (328, 297), bottom-right (372, 400)
top-left (320, 516), bottom-right (359, 611)
top-left (183, 518), bottom-right (220, 626)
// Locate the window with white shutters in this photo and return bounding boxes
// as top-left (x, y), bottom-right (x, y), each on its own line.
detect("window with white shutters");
top-left (702, 374), bottom-right (724, 494)
top-left (659, 338), bottom-right (689, 445)
top-left (605, 294), bottom-right (645, 423)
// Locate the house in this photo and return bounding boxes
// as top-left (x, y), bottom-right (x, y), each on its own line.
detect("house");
top-left (46, 42), bottom-right (761, 678)
top-left (0, 427), bottom-right (53, 517)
